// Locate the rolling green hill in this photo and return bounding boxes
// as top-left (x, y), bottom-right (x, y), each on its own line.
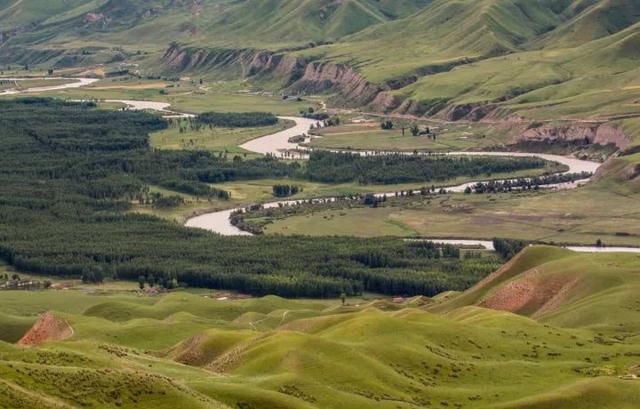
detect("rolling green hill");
top-left (2, 247), bottom-right (640, 408)
top-left (433, 246), bottom-right (640, 333)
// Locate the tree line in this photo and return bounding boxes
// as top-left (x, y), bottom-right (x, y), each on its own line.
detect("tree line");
top-left (272, 184), bottom-right (302, 197)
top-left (0, 98), bottom-right (500, 298)
top-left (305, 151), bottom-right (549, 185)
top-left (196, 111), bottom-right (278, 127)
top-left (464, 172), bottom-right (592, 194)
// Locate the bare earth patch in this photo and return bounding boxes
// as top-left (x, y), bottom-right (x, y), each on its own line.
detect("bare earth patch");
top-left (480, 269), bottom-right (578, 316)
top-left (18, 312), bottom-right (73, 347)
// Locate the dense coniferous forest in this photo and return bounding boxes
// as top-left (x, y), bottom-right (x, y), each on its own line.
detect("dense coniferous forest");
top-left (196, 111), bottom-right (278, 127)
top-left (0, 99), bottom-right (501, 297)
top-left (305, 151), bottom-right (549, 185)
top-left (272, 184), bottom-right (301, 197)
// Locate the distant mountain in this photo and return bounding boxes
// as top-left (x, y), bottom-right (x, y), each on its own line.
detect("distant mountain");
top-left (2, 0), bottom-right (640, 123)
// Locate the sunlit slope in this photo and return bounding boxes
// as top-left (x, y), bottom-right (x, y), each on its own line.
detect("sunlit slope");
top-left (1, 0), bottom-right (430, 50)
top-left (313, 0), bottom-right (573, 81)
top-left (377, 17), bottom-right (640, 120)
top-left (433, 246), bottom-right (640, 333)
top-left (0, 0), bottom-right (98, 30)
top-left (1, 278), bottom-right (640, 408)
top-left (195, 0), bottom-right (431, 45)
top-left (533, 0), bottom-right (640, 48)
top-left (3, 0), bottom-right (640, 122)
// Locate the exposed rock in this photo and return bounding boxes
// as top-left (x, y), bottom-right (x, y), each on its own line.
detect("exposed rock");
top-left (370, 91), bottom-right (402, 113)
top-left (440, 103), bottom-right (497, 121)
top-left (479, 269), bottom-right (579, 318)
top-left (162, 45), bottom-right (384, 106)
top-left (83, 13), bottom-right (105, 24)
top-left (289, 61), bottom-right (383, 106)
top-left (623, 163), bottom-right (640, 180)
top-left (518, 123), bottom-right (630, 149)
top-left (18, 312), bottom-right (73, 347)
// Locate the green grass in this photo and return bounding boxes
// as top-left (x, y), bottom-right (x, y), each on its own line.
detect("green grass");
top-left (4, 0), bottom-right (640, 125)
top-left (308, 120), bottom-right (512, 151)
top-left (150, 119), bottom-right (294, 154)
top-left (434, 246), bottom-right (640, 333)
top-left (29, 78), bottom-right (314, 116)
top-left (0, 78), bottom-right (74, 91)
top-left (2, 253), bottom-right (640, 409)
top-left (249, 183), bottom-right (640, 245)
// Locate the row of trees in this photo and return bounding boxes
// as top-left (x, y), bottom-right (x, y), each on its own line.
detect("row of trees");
top-left (464, 172), bottom-right (592, 194)
top-left (493, 238), bottom-right (528, 260)
top-left (195, 111), bottom-right (278, 127)
top-left (381, 120), bottom-right (437, 138)
top-left (306, 151), bottom-right (548, 185)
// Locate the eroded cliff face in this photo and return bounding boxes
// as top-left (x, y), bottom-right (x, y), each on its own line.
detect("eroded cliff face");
top-left (518, 123), bottom-right (630, 149)
top-left (160, 45), bottom-right (632, 153)
top-left (292, 61), bottom-right (383, 106)
top-left (162, 45), bottom-right (383, 106)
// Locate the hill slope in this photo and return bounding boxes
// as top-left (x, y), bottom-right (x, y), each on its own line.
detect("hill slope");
top-left (0, 275), bottom-right (639, 408)
top-left (3, 0), bottom-right (640, 126)
top-left (433, 246), bottom-right (640, 333)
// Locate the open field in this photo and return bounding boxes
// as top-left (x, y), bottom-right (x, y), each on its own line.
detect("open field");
top-left (135, 157), bottom-right (566, 224)
top-left (150, 119), bottom-right (294, 155)
top-left (247, 181), bottom-right (640, 246)
top-left (0, 78), bottom-right (75, 91)
top-left (28, 78), bottom-right (314, 115)
top-left (1, 247), bottom-right (640, 408)
top-left (307, 120), bottom-right (512, 151)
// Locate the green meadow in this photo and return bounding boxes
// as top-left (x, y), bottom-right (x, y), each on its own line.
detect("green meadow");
top-left (1, 247), bottom-right (640, 408)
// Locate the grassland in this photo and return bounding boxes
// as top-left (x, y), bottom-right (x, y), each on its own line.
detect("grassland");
top-left (246, 180), bottom-right (640, 246)
top-left (0, 78), bottom-right (74, 91)
top-left (307, 120), bottom-right (512, 151)
top-left (1, 246), bottom-right (640, 408)
top-left (28, 77), bottom-right (314, 116)
top-left (150, 119), bottom-right (294, 155)
top-left (134, 158), bottom-right (565, 224)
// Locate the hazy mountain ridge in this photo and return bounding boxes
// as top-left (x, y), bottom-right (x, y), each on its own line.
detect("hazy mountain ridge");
top-left (2, 0), bottom-right (640, 124)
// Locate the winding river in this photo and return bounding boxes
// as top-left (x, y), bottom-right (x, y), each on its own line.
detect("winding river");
top-left (5, 78), bottom-right (638, 252)
top-left (186, 117), bottom-right (602, 239)
top-left (0, 77), bottom-right (99, 94)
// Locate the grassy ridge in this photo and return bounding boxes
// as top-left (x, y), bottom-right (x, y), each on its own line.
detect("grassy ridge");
top-left (2, 250), bottom-right (640, 409)
top-left (3, 0), bottom-right (640, 125)
top-left (434, 246), bottom-right (640, 332)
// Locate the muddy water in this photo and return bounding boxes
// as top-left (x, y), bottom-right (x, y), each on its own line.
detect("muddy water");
top-left (22, 93), bottom-right (631, 252)
top-left (0, 77), bottom-right (99, 94)
top-left (105, 99), bottom-right (173, 112)
top-left (239, 116), bottom-right (319, 155)
top-left (187, 115), bottom-right (602, 236)
top-left (407, 240), bottom-right (640, 253)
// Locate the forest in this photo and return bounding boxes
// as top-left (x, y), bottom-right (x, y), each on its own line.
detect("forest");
top-left (465, 172), bottom-right (593, 193)
top-left (0, 99), bottom-right (501, 297)
top-left (195, 111), bottom-right (278, 127)
top-left (305, 151), bottom-right (550, 185)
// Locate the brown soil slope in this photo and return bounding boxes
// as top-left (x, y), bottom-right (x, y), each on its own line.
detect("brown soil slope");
top-left (18, 312), bottom-right (73, 347)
